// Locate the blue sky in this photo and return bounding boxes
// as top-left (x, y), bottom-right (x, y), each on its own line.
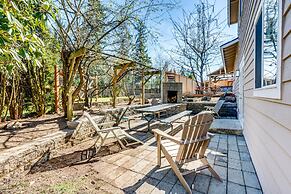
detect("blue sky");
top-left (148, 0), bottom-right (238, 72)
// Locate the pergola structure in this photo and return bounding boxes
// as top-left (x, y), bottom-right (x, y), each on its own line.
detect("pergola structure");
top-left (54, 52), bottom-right (161, 110)
top-left (102, 53), bottom-right (161, 107)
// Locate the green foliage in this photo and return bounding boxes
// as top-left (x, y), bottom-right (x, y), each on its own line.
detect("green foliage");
top-left (0, 0), bottom-right (53, 74)
top-left (135, 20), bottom-right (151, 66)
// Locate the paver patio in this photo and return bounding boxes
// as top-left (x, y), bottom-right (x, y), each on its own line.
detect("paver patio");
top-left (0, 117), bottom-right (263, 193)
top-left (86, 132), bottom-right (262, 193)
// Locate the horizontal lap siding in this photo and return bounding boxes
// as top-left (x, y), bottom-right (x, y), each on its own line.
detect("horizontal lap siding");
top-left (282, 82), bottom-right (291, 104)
top-left (282, 57), bottom-right (291, 82)
top-left (239, 0), bottom-right (291, 193)
top-left (243, 109), bottom-right (291, 193)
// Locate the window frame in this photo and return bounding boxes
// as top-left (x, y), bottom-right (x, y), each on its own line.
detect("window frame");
top-left (253, 0), bottom-right (282, 99)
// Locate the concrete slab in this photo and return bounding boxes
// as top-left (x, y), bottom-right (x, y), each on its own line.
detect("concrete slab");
top-left (210, 119), bottom-right (242, 136)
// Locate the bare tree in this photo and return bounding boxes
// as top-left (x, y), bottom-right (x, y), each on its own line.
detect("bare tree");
top-left (171, 0), bottom-right (225, 88)
top-left (50, 0), bottom-right (177, 120)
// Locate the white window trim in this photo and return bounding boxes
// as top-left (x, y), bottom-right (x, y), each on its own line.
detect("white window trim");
top-left (253, 0), bottom-right (282, 99)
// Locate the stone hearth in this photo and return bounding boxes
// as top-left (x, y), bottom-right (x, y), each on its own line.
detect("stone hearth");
top-left (162, 82), bottom-right (182, 103)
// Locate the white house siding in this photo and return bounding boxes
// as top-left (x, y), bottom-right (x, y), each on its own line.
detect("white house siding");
top-left (233, 0), bottom-right (291, 193)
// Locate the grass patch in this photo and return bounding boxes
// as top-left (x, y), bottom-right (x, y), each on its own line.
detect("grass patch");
top-left (51, 180), bottom-right (78, 194)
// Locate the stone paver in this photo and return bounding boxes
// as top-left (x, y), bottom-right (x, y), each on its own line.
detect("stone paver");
top-left (171, 183), bottom-right (188, 194)
top-left (240, 152), bottom-right (251, 161)
top-left (238, 145), bottom-right (249, 153)
top-left (0, 110), bottom-right (265, 194)
top-left (243, 171), bottom-right (261, 189)
top-left (161, 169), bottom-right (178, 185)
top-left (135, 177), bottom-right (160, 193)
top-left (193, 174), bottom-right (211, 193)
top-left (89, 132), bottom-right (263, 194)
top-left (228, 150), bottom-right (240, 160)
top-left (208, 178), bottom-right (227, 194)
top-left (120, 156), bottom-right (142, 169)
top-left (150, 167), bottom-right (170, 180)
top-left (228, 158), bottom-right (242, 170)
top-left (246, 187), bottom-right (263, 194)
top-left (151, 181), bottom-right (174, 194)
top-left (228, 168), bottom-right (244, 185)
top-left (228, 182), bottom-right (246, 193)
top-left (241, 161), bottom-right (255, 173)
top-left (213, 165), bottom-right (227, 180)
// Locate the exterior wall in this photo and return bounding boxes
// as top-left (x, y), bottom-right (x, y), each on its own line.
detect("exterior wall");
top-left (233, 0), bottom-right (291, 193)
top-left (165, 72), bottom-right (197, 94)
top-left (212, 80), bottom-right (233, 87)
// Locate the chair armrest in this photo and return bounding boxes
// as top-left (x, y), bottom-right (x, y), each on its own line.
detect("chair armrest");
top-left (182, 136), bottom-right (211, 145)
top-left (97, 122), bottom-right (115, 126)
top-left (152, 129), bottom-right (181, 144)
top-left (207, 132), bottom-right (215, 138)
top-left (98, 126), bottom-right (121, 132)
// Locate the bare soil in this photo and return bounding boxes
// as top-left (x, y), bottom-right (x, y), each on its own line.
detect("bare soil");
top-left (0, 114), bottom-right (68, 152)
top-left (0, 140), bottom-right (124, 194)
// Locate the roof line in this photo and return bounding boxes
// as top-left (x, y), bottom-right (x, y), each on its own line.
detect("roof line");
top-left (220, 37), bottom-right (239, 48)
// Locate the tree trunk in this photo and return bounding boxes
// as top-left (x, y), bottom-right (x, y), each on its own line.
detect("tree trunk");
top-left (67, 91), bottom-right (73, 121)
top-left (112, 68), bottom-right (117, 108)
top-left (9, 74), bottom-right (23, 120)
top-left (0, 74), bottom-right (6, 122)
top-left (84, 78), bottom-right (89, 108)
top-left (27, 63), bottom-right (46, 117)
top-left (141, 69), bottom-right (145, 105)
top-left (61, 47), bottom-right (86, 120)
top-left (54, 64), bottom-right (60, 114)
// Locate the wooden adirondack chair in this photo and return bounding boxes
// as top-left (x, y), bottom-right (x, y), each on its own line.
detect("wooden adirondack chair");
top-left (205, 100), bottom-right (225, 117)
top-left (83, 112), bottom-right (143, 155)
top-left (153, 112), bottom-right (222, 194)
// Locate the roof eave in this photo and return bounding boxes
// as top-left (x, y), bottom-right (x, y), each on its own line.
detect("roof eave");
top-left (220, 38), bottom-right (239, 74)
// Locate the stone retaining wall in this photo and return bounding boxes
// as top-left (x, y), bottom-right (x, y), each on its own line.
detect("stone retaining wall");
top-left (0, 104), bottom-right (189, 178)
top-left (0, 129), bottom-right (73, 178)
top-left (0, 115), bottom-right (109, 178)
top-left (186, 102), bottom-right (237, 118)
top-left (186, 102), bottom-right (216, 114)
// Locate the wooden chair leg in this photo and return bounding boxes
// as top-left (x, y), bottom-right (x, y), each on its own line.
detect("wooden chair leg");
top-left (94, 134), bottom-right (107, 155)
top-left (155, 134), bottom-right (161, 167)
top-left (111, 130), bottom-right (126, 149)
top-left (161, 145), bottom-right (192, 194)
top-left (201, 158), bottom-right (222, 182)
top-left (122, 131), bottom-right (144, 145)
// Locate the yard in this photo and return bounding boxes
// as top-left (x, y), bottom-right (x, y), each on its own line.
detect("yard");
top-left (1, 0), bottom-right (289, 193)
top-left (0, 117), bottom-right (262, 194)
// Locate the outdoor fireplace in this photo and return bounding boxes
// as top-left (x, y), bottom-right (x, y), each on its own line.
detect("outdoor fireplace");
top-left (167, 91), bottom-right (178, 103)
top-left (162, 82), bottom-right (182, 103)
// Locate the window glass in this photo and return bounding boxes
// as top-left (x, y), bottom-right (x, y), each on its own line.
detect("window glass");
top-left (255, 13), bottom-right (262, 89)
top-left (263, 0), bottom-right (279, 86)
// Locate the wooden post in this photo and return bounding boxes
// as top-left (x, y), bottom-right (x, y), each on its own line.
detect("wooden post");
top-left (160, 70), bottom-right (163, 103)
top-left (141, 69), bottom-right (145, 105)
top-left (54, 64), bottom-right (59, 114)
top-left (208, 76), bottom-right (212, 94)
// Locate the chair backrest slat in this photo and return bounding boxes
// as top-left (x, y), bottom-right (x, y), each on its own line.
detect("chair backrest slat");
top-left (83, 112), bottom-right (102, 136)
top-left (176, 112), bottom-right (213, 163)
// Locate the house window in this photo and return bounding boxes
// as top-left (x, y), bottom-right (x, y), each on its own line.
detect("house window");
top-left (239, 0), bottom-right (243, 18)
top-left (254, 0), bottom-right (281, 99)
